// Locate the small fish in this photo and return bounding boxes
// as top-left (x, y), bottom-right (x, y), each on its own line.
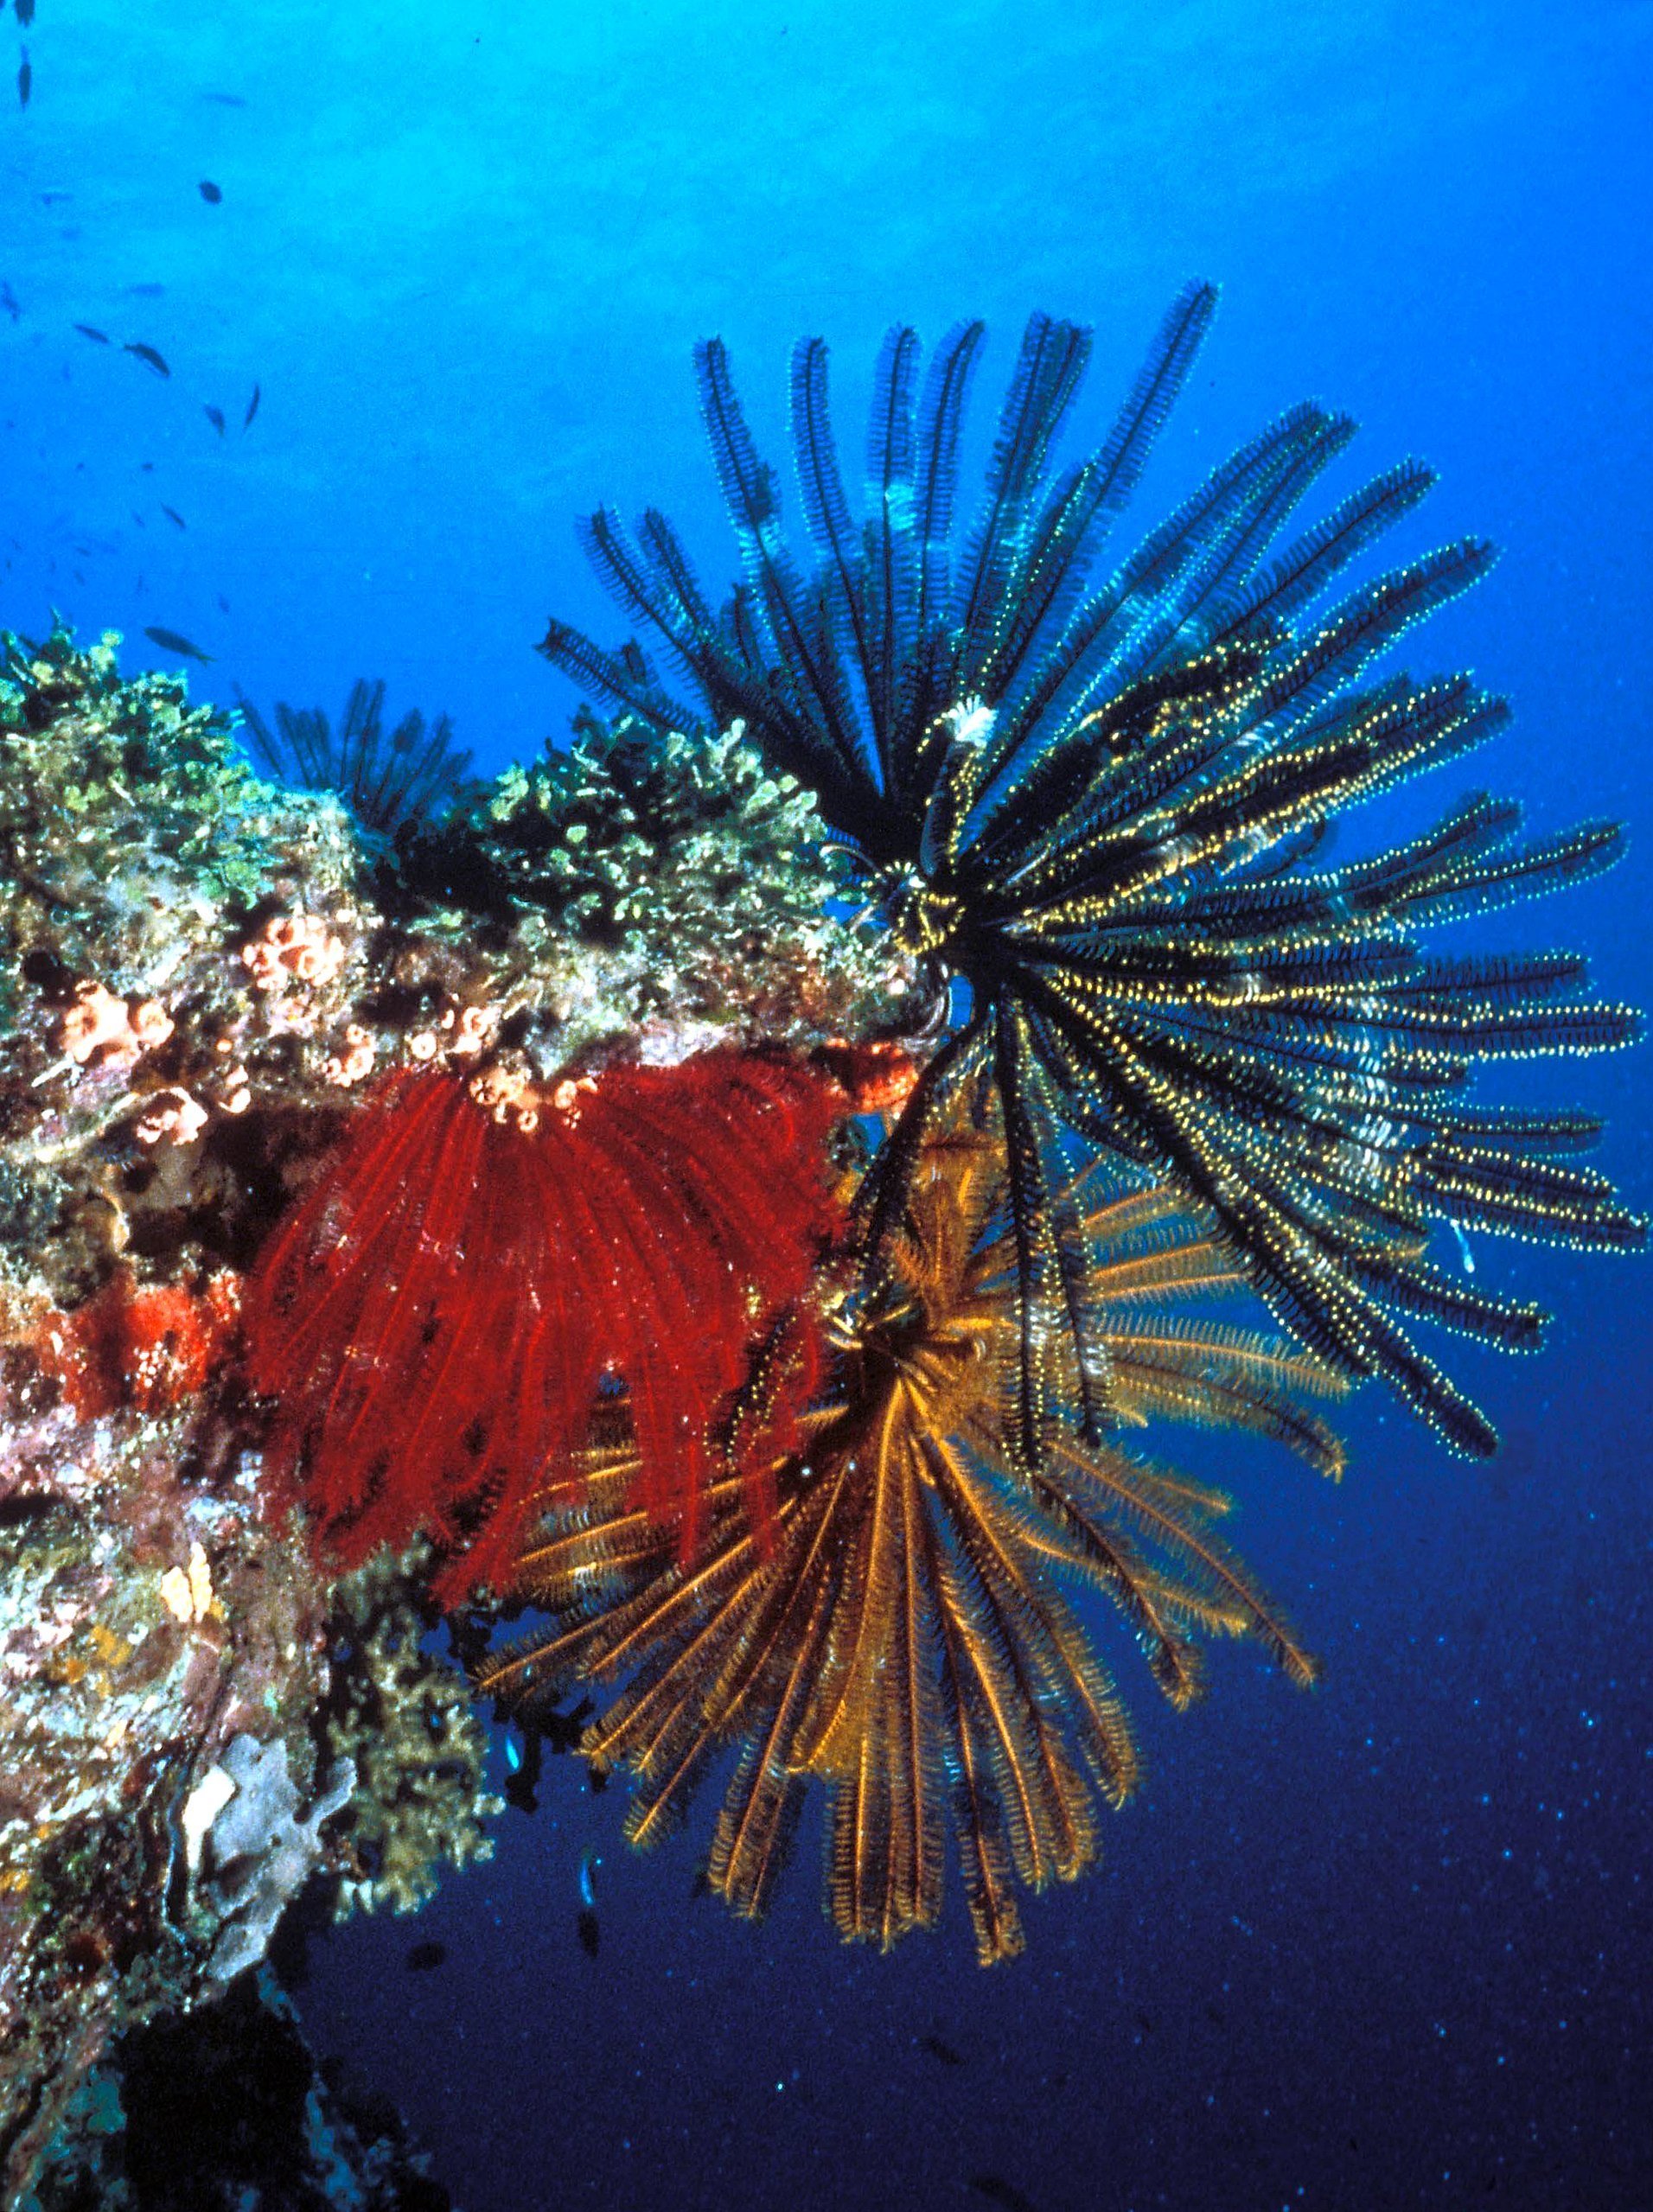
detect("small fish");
top-left (38, 188), bottom-right (71, 205)
top-left (198, 179), bottom-right (222, 204)
top-left (216, 593), bottom-right (230, 613)
top-left (17, 46), bottom-right (29, 108)
top-left (688, 1860), bottom-right (712, 1903)
top-left (201, 90), bottom-right (246, 106)
top-left (1, 281), bottom-right (18, 322)
top-left (161, 505), bottom-right (187, 530)
top-left (73, 324), bottom-right (110, 345)
top-left (124, 341), bottom-right (170, 379)
top-left (968, 2178), bottom-right (1038, 2212)
top-left (242, 381), bottom-right (260, 430)
top-left (917, 2034), bottom-right (965, 2069)
top-left (405, 1940), bottom-right (447, 1973)
top-left (576, 1907), bottom-right (600, 1960)
top-left (578, 1847), bottom-right (601, 1910)
top-left (16, 0), bottom-right (36, 26)
top-left (127, 282), bottom-right (165, 297)
top-left (204, 405), bottom-right (226, 437)
top-left (143, 625), bottom-right (213, 662)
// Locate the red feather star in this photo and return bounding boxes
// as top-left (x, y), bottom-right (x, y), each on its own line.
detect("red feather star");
top-left (243, 1049), bottom-right (850, 1602)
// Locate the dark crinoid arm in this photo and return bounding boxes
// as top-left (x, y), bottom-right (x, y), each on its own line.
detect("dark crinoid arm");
top-left (958, 665), bottom-right (1643, 1456)
top-left (537, 283), bottom-right (1644, 1462)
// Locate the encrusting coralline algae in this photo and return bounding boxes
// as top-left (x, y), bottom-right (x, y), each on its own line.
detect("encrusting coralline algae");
top-left (0, 624), bottom-right (917, 2198)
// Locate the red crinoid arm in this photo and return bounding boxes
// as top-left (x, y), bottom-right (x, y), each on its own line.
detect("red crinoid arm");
top-left (246, 1069), bottom-right (603, 1590)
top-left (420, 1127), bottom-right (604, 1605)
top-left (243, 1049), bottom-right (852, 1602)
top-left (559, 1051), bottom-right (848, 1546)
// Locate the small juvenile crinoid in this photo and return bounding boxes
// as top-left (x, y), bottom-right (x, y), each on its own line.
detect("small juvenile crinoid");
top-left (244, 1049), bottom-right (848, 1604)
top-left (238, 676), bottom-right (475, 840)
top-left (482, 1112), bottom-right (1340, 1964)
top-left (538, 289), bottom-right (1644, 1464)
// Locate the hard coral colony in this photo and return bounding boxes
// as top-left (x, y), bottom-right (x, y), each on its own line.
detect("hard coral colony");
top-left (0, 279), bottom-right (1643, 2199)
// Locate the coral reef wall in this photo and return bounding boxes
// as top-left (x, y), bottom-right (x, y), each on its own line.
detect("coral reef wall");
top-left (0, 622), bottom-right (915, 2202)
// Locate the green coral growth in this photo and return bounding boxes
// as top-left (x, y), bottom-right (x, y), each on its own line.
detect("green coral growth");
top-left (476, 711), bottom-right (848, 940)
top-left (420, 711), bottom-right (913, 1058)
top-left (0, 624), bottom-right (358, 1001)
top-left (319, 1552), bottom-right (501, 1918)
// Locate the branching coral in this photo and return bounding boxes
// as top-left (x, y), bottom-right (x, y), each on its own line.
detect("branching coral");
top-left (417, 707), bottom-right (918, 1064)
top-left (483, 1114), bottom-right (1341, 1963)
top-left (0, 625), bottom-right (356, 1007)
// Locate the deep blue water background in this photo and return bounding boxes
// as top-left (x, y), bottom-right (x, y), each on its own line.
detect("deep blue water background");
top-left (4, 4), bottom-right (1650, 2207)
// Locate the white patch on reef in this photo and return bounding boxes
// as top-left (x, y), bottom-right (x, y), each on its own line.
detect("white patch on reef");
top-left (181, 1762), bottom-right (236, 1874)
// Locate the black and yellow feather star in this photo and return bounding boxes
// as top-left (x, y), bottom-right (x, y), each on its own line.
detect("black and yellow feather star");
top-left (481, 1123), bottom-right (1338, 1964)
top-left (538, 284), bottom-right (1644, 1461)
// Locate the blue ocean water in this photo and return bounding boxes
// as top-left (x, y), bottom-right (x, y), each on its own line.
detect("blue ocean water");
top-left (4, 3), bottom-right (1650, 2207)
